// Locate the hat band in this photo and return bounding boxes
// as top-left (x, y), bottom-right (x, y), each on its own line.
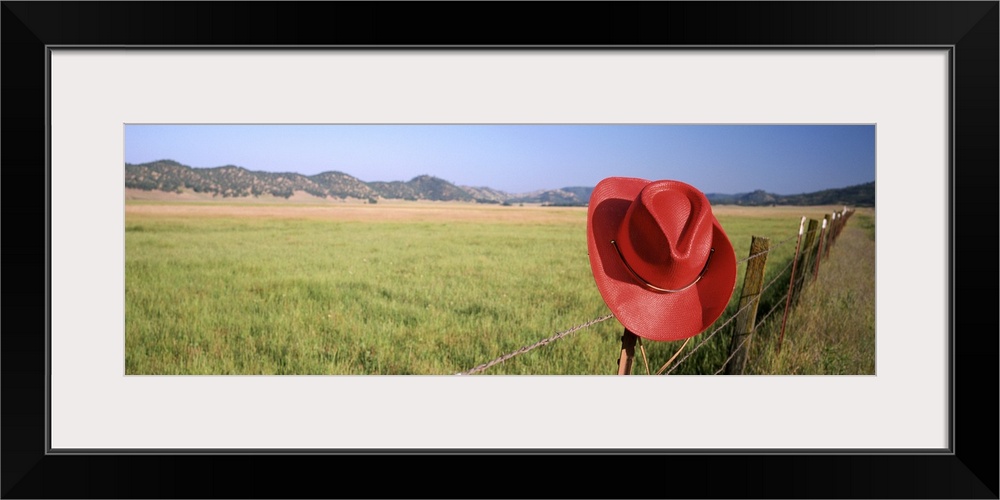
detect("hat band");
top-left (610, 240), bottom-right (714, 294)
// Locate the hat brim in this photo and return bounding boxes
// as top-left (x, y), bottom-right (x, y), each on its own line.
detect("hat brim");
top-left (587, 177), bottom-right (737, 342)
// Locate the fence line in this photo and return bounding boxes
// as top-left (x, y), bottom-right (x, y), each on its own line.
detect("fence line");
top-left (456, 208), bottom-right (856, 375)
top-left (455, 313), bottom-right (615, 375)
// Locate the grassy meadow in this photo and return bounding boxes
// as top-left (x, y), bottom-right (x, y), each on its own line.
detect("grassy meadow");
top-left (125, 197), bottom-right (875, 375)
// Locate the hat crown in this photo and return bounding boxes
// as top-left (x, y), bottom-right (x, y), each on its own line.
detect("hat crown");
top-left (615, 181), bottom-right (715, 291)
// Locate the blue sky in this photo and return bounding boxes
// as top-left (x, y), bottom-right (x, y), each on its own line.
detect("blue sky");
top-left (124, 124), bottom-right (875, 195)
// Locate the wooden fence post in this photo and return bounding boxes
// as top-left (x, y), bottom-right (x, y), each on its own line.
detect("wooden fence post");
top-left (830, 211), bottom-right (840, 245)
top-left (725, 236), bottom-right (770, 374)
top-left (834, 208), bottom-right (851, 241)
top-left (824, 212), bottom-right (836, 258)
top-left (777, 217), bottom-right (806, 355)
top-left (813, 216), bottom-right (828, 281)
top-left (794, 218), bottom-right (820, 301)
top-left (616, 329), bottom-right (638, 375)
top-left (834, 211), bottom-right (840, 239)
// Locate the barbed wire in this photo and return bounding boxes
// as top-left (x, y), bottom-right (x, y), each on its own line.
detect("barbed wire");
top-left (737, 247), bottom-right (770, 265)
top-left (737, 231), bottom-right (801, 265)
top-left (773, 231), bottom-right (804, 248)
top-left (456, 313), bottom-right (615, 375)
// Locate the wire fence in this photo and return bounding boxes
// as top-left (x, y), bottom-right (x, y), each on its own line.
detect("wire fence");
top-left (456, 208), bottom-right (856, 375)
top-left (456, 314), bottom-right (615, 375)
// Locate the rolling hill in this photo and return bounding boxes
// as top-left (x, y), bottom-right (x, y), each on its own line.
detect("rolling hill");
top-left (124, 160), bottom-right (874, 206)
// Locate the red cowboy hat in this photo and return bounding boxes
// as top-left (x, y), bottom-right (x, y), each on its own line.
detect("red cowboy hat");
top-left (587, 178), bottom-right (737, 342)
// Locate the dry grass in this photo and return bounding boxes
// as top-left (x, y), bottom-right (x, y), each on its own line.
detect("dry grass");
top-left (125, 197), bottom-right (587, 224)
top-left (712, 204), bottom-right (857, 220)
top-left (126, 188), bottom-right (863, 224)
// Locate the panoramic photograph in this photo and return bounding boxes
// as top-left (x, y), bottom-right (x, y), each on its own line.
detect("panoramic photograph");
top-left (124, 124), bottom-right (876, 375)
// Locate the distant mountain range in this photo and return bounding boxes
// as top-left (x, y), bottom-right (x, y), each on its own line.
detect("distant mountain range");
top-left (705, 182), bottom-right (875, 207)
top-left (124, 160), bottom-right (875, 207)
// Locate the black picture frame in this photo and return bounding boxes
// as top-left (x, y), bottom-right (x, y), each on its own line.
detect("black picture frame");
top-left (3, 2), bottom-right (997, 498)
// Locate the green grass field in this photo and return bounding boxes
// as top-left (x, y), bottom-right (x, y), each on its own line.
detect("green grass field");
top-left (125, 200), bottom-right (874, 375)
